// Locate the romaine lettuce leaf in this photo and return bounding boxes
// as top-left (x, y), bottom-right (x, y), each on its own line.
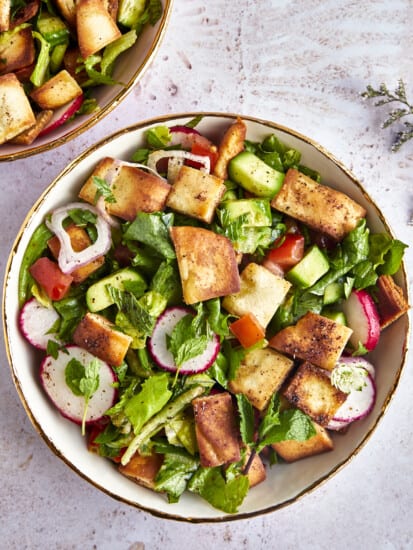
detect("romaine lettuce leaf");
top-left (124, 373), bottom-right (172, 434)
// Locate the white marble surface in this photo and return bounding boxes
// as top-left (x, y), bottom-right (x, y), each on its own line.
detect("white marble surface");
top-left (1, 1), bottom-right (413, 548)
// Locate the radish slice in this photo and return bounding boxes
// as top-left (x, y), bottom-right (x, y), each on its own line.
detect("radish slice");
top-left (170, 125), bottom-right (214, 150)
top-left (19, 297), bottom-right (60, 350)
top-left (38, 94), bottom-right (85, 138)
top-left (40, 345), bottom-right (117, 425)
top-left (148, 307), bottom-right (220, 374)
top-left (333, 355), bottom-right (375, 380)
top-left (332, 372), bottom-right (376, 424)
top-left (342, 289), bottom-right (380, 351)
top-left (326, 417), bottom-right (349, 431)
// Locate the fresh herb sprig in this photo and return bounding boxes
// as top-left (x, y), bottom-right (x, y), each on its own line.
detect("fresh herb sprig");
top-left (362, 79), bottom-right (413, 152)
top-left (65, 358), bottom-right (100, 435)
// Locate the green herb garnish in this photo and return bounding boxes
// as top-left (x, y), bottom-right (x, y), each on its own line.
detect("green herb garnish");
top-left (65, 357), bottom-right (100, 435)
top-left (362, 79), bottom-right (413, 151)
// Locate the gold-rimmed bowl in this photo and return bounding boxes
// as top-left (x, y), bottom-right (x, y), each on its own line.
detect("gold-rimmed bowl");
top-left (2, 113), bottom-right (410, 521)
top-left (0, 0), bottom-right (172, 162)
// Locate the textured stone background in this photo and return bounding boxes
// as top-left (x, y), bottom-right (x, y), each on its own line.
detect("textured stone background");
top-left (1, 1), bottom-right (413, 548)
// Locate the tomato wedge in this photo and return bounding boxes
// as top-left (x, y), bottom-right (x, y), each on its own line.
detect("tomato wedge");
top-left (229, 313), bottom-right (265, 349)
top-left (29, 257), bottom-right (73, 301)
top-left (263, 233), bottom-right (305, 273)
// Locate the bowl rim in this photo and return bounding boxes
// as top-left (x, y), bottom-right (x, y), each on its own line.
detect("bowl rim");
top-left (2, 112), bottom-right (411, 522)
top-left (0, 0), bottom-right (174, 163)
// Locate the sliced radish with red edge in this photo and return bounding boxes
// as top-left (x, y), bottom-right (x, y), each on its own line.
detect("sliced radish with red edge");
top-left (148, 306), bottom-right (220, 374)
top-left (40, 345), bottom-right (117, 425)
top-left (342, 289), bottom-right (380, 351)
top-left (38, 94), bottom-right (84, 138)
top-left (19, 297), bottom-right (60, 350)
top-left (169, 125), bottom-right (213, 150)
top-left (331, 372), bottom-right (376, 425)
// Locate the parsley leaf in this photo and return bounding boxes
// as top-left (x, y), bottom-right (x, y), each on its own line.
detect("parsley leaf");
top-left (65, 357), bottom-right (100, 435)
top-left (92, 176), bottom-right (117, 204)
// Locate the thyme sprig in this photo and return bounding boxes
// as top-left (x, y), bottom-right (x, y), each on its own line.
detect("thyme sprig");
top-left (362, 79), bottom-right (413, 152)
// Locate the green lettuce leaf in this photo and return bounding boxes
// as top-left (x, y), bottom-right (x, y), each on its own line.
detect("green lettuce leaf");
top-left (124, 373), bottom-right (172, 435)
top-left (188, 467), bottom-right (249, 514)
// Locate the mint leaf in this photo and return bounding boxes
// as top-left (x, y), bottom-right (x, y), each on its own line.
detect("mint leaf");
top-left (188, 467), bottom-right (249, 514)
top-left (154, 449), bottom-right (199, 503)
top-left (258, 408), bottom-right (316, 452)
top-left (167, 314), bottom-right (208, 367)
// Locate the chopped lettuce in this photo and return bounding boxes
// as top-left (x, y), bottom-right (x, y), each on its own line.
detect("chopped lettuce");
top-left (123, 212), bottom-right (176, 260)
top-left (124, 373), bottom-right (172, 435)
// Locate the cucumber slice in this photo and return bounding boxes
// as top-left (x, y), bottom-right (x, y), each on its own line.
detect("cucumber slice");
top-left (220, 198), bottom-right (272, 227)
top-left (86, 267), bottom-right (146, 312)
top-left (228, 151), bottom-right (285, 198)
top-left (323, 282), bottom-right (343, 305)
top-left (286, 245), bottom-right (329, 288)
top-left (321, 309), bottom-right (347, 326)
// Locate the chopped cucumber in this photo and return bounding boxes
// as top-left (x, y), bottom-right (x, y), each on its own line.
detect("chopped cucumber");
top-left (117, 0), bottom-right (146, 29)
top-left (286, 245), bottom-right (329, 288)
top-left (219, 198), bottom-right (272, 227)
top-left (86, 268), bottom-right (147, 312)
top-left (321, 309), bottom-right (347, 326)
top-left (323, 282), bottom-right (343, 305)
top-left (228, 151), bottom-right (285, 198)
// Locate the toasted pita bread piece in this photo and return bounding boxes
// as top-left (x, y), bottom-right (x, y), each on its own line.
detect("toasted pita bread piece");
top-left (269, 311), bottom-right (352, 371)
top-left (0, 73), bottom-right (36, 144)
top-left (193, 392), bottom-right (240, 467)
top-left (10, 110), bottom-right (53, 145)
top-left (55, 0), bottom-right (77, 26)
top-left (375, 274), bottom-right (409, 329)
top-left (76, 0), bottom-right (121, 58)
top-left (79, 157), bottom-right (172, 221)
top-left (222, 262), bottom-right (291, 329)
top-left (0, 0), bottom-right (10, 31)
top-left (0, 26), bottom-right (35, 74)
top-left (283, 361), bottom-right (347, 427)
top-left (30, 69), bottom-right (83, 110)
top-left (166, 165), bottom-right (226, 223)
top-left (73, 312), bottom-right (132, 366)
top-left (272, 421), bottom-right (334, 462)
top-left (229, 347), bottom-right (294, 411)
top-left (213, 117), bottom-right (247, 180)
top-left (170, 225), bottom-right (240, 305)
top-left (271, 168), bottom-right (366, 241)
top-left (118, 451), bottom-right (163, 489)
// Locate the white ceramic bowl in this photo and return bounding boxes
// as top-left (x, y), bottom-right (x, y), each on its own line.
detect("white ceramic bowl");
top-left (0, 0), bottom-right (172, 162)
top-left (2, 113), bottom-right (410, 521)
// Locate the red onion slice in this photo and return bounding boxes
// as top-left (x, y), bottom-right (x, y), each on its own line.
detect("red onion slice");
top-left (46, 202), bottom-right (112, 274)
top-left (147, 150), bottom-right (211, 179)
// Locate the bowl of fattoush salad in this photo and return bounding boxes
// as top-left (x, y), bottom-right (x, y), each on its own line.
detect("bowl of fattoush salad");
top-left (3, 113), bottom-right (410, 521)
top-left (0, 0), bottom-right (171, 161)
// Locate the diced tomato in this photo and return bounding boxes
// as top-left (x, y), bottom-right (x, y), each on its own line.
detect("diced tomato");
top-left (263, 233), bottom-right (305, 273)
top-left (29, 257), bottom-right (73, 301)
top-left (188, 141), bottom-right (219, 171)
top-left (229, 313), bottom-right (265, 349)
